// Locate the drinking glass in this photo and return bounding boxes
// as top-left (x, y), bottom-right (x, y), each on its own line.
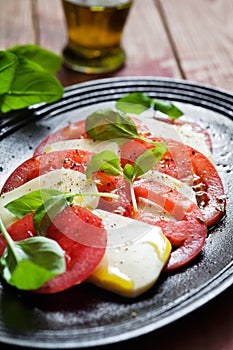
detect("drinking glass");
top-left (62, 0), bottom-right (133, 74)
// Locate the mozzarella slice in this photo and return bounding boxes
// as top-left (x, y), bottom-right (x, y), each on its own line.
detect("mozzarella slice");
top-left (89, 210), bottom-right (171, 298)
top-left (135, 114), bottom-right (213, 161)
top-left (0, 169), bottom-right (99, 227)
top-left (136, 170), bottom-right (196, 222)
top-left (172, 124), bottom-right (213, 162)
top-left (141, 170), bottom-right (197, 203)
top-left (44, 139), bottom-right (120, 155)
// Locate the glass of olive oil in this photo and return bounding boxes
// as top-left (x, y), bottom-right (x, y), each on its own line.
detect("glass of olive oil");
top-left (62, 0), bottom-right (133, 74)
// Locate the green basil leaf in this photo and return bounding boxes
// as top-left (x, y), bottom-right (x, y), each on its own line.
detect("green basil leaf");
top-left (152, 100), bottom-right (183, 119)
top-left (123, 163), bottom-right (134, 181)
top-left (85, 108), bottom-right (139, 141)
top-left (33, 195), bottom-right (68, 235)
top-left (116, 92), bottom-right (152, 114)
top-left (1, 56), bottom-right (64, 113)
top-left (0, 216), bottom-right (65, 290)
top-left (0, 236), bottom-right (65, 290)
top-left (86, 150), bottom-right (122, 179)
top-left (5, 189), bottom-right (63, 218)
top-left (133, 143), bottom-right (167, 178)
top-left (116, 92), bottom-right (184, 119)
top-left (8, 44), bottom-right (63, 75)
top-left (0, 51), bottom-right (17, 94)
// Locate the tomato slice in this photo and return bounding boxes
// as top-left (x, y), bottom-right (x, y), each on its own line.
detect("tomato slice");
top-left (0, 206), bottom-right (107, 294)
top-left (133, 179), bottom-right (207, 271)
top-left (189, 147), bottom-right (226, 227)
top-left (33, 114), bottom-right (153, 156)
top-left (93, 172), bottom-right (133, 217)
top-left (1, 149), bottom-right (93, 194)
top-left (0, 213), bottom-right (34, 257)
top-left (120, 138), bottom-right (193, 183)
top-left (34, 120), bottom-right (86, 155)
top-left (120, 137), bottom-right (226, 227)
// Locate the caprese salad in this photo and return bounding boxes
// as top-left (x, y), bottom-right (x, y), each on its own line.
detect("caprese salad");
top-left (0, 93), bottom-right (226, 298)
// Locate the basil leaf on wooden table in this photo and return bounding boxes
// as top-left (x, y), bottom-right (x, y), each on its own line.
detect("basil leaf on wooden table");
top-left (0, 51), bottom-right (17, 95)
top-left (0, 44), bottom-right (64, 114)
top-left (8, 44), bottom-right (63, 75)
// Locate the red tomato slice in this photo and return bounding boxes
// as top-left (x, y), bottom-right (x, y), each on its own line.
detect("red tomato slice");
top-left (93, 172), bottom-right (133, 217)
top-left (33, 115), bottom-right (152, 156)
top-left (120, 137), bottom-right (226, 227)
top-left (0, 213), bottom-right (34, 257)
top-left (189, 147), bottom-right (226, 227)
top-left (1, 149), bottom-right (93, 194)
top-left (133, 179), bottom-right (207, 271)
top-left (0, 206), bottom-right (106, 294)
top-left (34, 120), bottom-right (86, 155)
top-left (120, 138), bottom-right (193, 183)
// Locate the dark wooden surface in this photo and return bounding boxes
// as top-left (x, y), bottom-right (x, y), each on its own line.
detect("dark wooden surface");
top-left (0, 1), bottom-right (233, 349)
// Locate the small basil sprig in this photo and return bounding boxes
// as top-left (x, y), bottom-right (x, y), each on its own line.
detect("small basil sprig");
top-left (5, 188), bottom-right (119, 235)
top-left (85, 108), bottom-right (162, 147)
top-left (86, 147), bottom-right (166, 212)
top-left (85, 108), bottom-right (140, 143)
top-left (5, 189), bottom-right (62, 219)
top-left (0, 44), bottom-right (64, 114)
top-left (86, 151), bottom-right (122, 178)
top-left (116, 92), bottom-right (183, 119)
top-left (0, 215), bottom-right (65, 290)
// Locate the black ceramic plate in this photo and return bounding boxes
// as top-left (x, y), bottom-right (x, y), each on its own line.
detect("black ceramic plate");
top-left (0, 77), bottom-right (233, 349)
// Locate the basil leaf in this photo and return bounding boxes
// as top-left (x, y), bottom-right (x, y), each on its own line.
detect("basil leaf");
top-left (0, 51), bottom-right (17, 94)
top-left (85, 108), bottom-right (139, 141)
top-left (1, 237), bottom-right (65, 290)
top-left (8, 44), bottom-right (63, 75)
top-left (86, 150), bottom-right (122, 179)
top-left (116, 92), bottom-right (152, 114)
top-left (0, 216), bottom-right (65, 290)
top-left (123, 163), bottom-right (135, 181)
top-left (116, 92), bottom-right (183, 119)
top-left (1, 56), bottom-right (63, 113)
top-left (133, 144), bottom-right (167, 178)
top-left (5, 189), bottom-right (63, 218)
top-left (153, 100), bottom-right (183, 119)
top-left (33, 195), bottom-right (69, 235)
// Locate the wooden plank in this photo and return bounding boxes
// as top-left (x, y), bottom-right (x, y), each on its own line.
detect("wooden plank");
top-left (159, 0), bottom-right (233, 91)
top-left (118, 0), bottom-right (181, 78)
top-left (0, 0), bottom-right (35, 49)
top-left (34, 0), bottom-right (67, 55)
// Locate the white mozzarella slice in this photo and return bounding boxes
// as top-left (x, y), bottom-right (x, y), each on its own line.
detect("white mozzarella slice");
top-left (89, 210), bottom-right (171, 298)
top-left (44, 139), bottom-right (120, 155)
top-left (172, 124), bottom-right (213, 162)
top-left (135, 114), bottom-right (213, 161)
top-left (141, 170), bottom-right (197, 203)
top-left (136, 170), bottom-right (196, 223)
top-left (0, 169), bottom-right (99, 227)
top-left (137, 197), bottom-right (175, 223)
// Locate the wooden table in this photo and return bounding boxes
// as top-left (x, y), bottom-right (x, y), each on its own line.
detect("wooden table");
top-left (0, 1), bottom-right (233, 349)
